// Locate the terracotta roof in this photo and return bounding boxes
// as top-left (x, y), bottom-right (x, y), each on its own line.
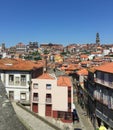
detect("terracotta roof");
top-left (57, 76), bottom-right (72, 87)
top-left (76, 68), bottom-right (88, 76)
top-left (60, 64), bottom-right (80, 71)
top-left (80, 54), bottom-right (88, 58)
top-left (95, 62), bottom-right (113, 73)
top-left (93, 58), bottom-right (102, 62)
top-left (80, 61), bottom-right (91, 64)
top-left (37, 73), bottom-right (55, 79)
top-left (0, 58), bottom-right (43, 71)
top-left (91, 52), bottom-right (102, 54)
top-left (66, 64), bottom-right (79, 71)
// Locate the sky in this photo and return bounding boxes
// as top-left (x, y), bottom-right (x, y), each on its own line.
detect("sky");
top-left (0, 0), bottom-right (113, 47)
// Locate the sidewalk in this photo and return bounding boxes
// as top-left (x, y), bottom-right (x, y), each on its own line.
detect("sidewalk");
top-left (12, 101), bottom-right (95, 130)
top-left (73, 98), bottom-right (95, 130)
top-left (12, 102), bottom-right (57, 130)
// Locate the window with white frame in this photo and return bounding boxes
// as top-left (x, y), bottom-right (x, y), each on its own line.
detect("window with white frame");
top-left (15, 77), bottom-right (20, 85)
top-left (9, 75), bottom-right (14, 85)
top-left (46, 84), bottom-right (52, 89)
top-left (33, 83), bottom-right (38, 89)
top-left (20, 93), bottom-right (26, 100)
top-left (21, 75), bottom-right (26, 86)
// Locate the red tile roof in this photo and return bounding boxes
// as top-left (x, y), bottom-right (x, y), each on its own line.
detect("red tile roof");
top-left (57, 76), bottom-right (72, 87)
top-left (80, 54), bottom-right (88, 58)
top-left (76, 68), bottom-right (88, 76)
top-left (37, 73), bottom-right (55, 79)
top-left (0, 58), bottom-right (43, 71)
top-left (95, 62), bottom-right (113, 73)
top-left (80, 61), bottom-right (91, 65)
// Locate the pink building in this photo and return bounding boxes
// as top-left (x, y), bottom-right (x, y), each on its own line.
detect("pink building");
top-left (31, 73), bottom-right (73, 123)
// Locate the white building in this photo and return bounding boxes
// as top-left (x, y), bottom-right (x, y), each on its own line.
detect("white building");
top-left (0, 58), bottom-right (43, 103)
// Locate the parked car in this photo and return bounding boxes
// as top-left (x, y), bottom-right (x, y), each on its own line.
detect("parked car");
top-left (73, 109), bottom-right (79, 122)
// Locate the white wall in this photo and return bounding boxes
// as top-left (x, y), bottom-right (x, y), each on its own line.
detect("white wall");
top-left (1, 71), bottom-right (30, 101)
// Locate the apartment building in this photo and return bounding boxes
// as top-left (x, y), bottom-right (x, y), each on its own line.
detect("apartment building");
top-left (84, 63), bottom-right (113, 129)
top-left (0, 58), bottom-right (43, 103)
top-left (74, 68), bottom-right (88, 109)
top-left (95, 62), bottom-right (113, 129)
top-left (31, 73), bottom-right (73, 123)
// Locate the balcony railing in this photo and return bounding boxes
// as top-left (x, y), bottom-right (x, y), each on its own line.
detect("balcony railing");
top-left (9, 81), bottom-right (26, 86)
top-left (21, 82), bottom-right (26, 86)
top-left (46, 98), bottom-right (52, 103)
top-left (9, 81), bottom-right (14, 85)
top-left (96, 101), bottom-right (113, 128)
top-left (95, 78), bottom-right (113, 88)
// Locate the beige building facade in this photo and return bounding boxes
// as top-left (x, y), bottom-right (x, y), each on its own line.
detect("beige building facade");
top-left (31, 73), bottom-right (73, 123)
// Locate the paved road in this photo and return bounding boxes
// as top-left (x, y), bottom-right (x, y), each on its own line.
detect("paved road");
top-left (12, 102), bottom-right (56, 130)
top-left (73, 97), bottom-right (95, 130)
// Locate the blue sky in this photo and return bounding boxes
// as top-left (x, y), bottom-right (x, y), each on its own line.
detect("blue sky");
top-left (0, 0), bottom-right (113, 47)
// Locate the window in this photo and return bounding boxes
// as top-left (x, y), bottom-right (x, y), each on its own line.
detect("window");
top-left (101, 72), bottom-right (104, 83)
top-left (58, 111), bottom-right (64, 118)
top-left (33, 93), bottom-right (38, 101)
top-left (9, 75), bottom-right (14, 85)
top-left (20, 93), bottom-right (26, 100)
top-left (46, 84), bottom-right (52, 89)
top-left (46, 94), bottom-right (52, 103)
top-left (9, 91), bottom-right (14, 100)
top-left (68, 103), bottom-right (71, 110)
top-left (111, 93), bottom-right (113, 109)
top-left (15, 77), bottom-right (20, 85)
top-left (21, 75), bottom-right (26, 86)
top-left (109, 74), bottom-right (113, 83)
top-left (68, 90), bottom-right (71, 97)
top-left (64, 112), bottom-right (72, 120)
top-left (33, 83), bottom-right (38, 89)
top-left (103, 89), bottom-right (108, 105)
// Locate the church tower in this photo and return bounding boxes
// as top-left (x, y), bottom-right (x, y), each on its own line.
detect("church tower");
top-left (96, 32), bottom-right (100, 46)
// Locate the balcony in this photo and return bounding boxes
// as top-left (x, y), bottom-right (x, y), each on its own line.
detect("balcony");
top-left (21, 82), bottom-right (26, 86)
top-left (9, 81), bottom-right (14, 85)
top-left (46, 98), bottom-right (52, 104)
top-left (96, 101), bottom-right (113, 128)
top-left (95, 78), bottom-right (113, 88)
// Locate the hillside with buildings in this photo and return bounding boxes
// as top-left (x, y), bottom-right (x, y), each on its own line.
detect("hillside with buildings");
top-left (0, 33), bottom-right (113, 130)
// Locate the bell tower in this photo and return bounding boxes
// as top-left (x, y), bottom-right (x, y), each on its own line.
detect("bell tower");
top-left (96, 32), bottom-right (100, 46)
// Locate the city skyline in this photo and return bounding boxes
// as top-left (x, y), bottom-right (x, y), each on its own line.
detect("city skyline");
top-left (0, 0), bottom-right (113, 47)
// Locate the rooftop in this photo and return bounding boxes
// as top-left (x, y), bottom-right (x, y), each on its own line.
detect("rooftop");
top-left (37, 72), bottom-right (55, 79)
top-left (96, 62), bottom-right (113, 73)
top-left (57, 76), bottom-right (72, 87)
top-left (0, 58), bottom-right (43, 71)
